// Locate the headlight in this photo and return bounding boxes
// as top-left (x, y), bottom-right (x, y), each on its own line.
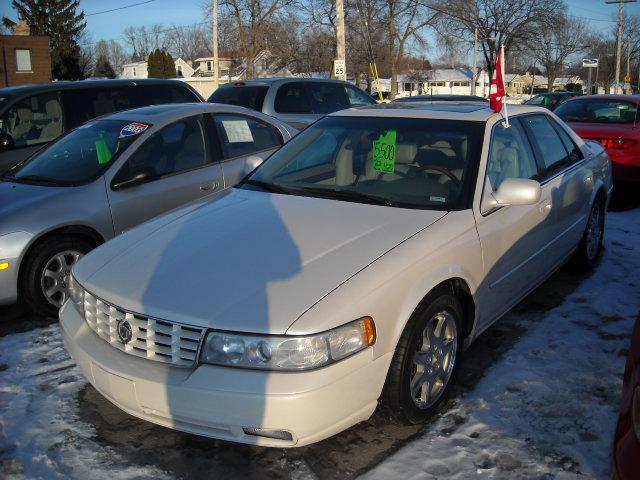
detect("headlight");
top-left (68, 274), bottom-right (84, 316)
top-left (200, 317), bottom-right (376, 371)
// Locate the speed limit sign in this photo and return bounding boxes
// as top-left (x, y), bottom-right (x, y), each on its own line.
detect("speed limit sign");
top-left (334, 59), bottom-right (346, 78)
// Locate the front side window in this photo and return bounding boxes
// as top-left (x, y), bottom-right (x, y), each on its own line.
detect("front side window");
top-left (308, 82), bottom-right (350, 114)
top-left (244, 116), bottom-right (484, 210)
top-left (115, 116), bottom-right (207, 184)
top-left (274, 83), bottom-right (312, 114)
top-left (214, 113), bottom-right (282, 159)
top-left (555, 99), bottom-right (638, 124)
top-left (521, 115), bottom-right (570, 176)
top-left (0, 92), bottom-right (65, 147)
top-left (15, 49), bottom-right (32, 71)
top-left (486, 119), bottom-right (539, 190)
top-left (6, 119), bottom-right (142, 185)
top-left (345, 84), bottom-right (375, 107)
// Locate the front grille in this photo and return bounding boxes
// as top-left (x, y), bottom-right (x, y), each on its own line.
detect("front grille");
top-left (83, 291), bottom-right (204, 368)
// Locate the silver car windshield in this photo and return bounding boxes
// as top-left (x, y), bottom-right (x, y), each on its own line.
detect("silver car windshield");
top-left (6, 119), bottom-right (147, 186)
top-left (244, 116), bottom-right (484, 210)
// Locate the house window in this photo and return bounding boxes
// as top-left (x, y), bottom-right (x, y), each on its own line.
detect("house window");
top-left (133, 67), bottom-right (136, 76)
top-left (177, 65), bottom-right (183, 77)
top-left (451, 81), bottom-right (470, 87)
top-left (404, 82), bottom-right (412, 92)
top-left (207, 61), bottom-right (212, 71)
top-left (15, 49), bottom-right (32, 72)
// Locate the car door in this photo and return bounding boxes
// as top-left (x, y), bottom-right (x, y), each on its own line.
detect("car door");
top-left (474, 116), bottom-right (555, 330)
top-left (272, 82), bottom-right (318, 129)
top-left (521, 114), bottom-right (593, 260)
top-left (0, 91), bottom-right (64, 173)
top-left (106, 114), bottom-right (224, 234)
top-left (210, 112), bottom-right (284, 187)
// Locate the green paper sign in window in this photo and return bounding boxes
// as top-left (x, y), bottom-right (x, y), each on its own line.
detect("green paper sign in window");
top-left (95, 133), bottom-right (112, 165)
top-left (373, 130), bottom-right (396, 173)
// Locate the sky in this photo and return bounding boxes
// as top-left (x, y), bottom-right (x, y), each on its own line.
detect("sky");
top-left (2, 0), bottom-right (640, 50)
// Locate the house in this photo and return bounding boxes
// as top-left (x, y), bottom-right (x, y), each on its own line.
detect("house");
top-left (120, 57), bottom-right (195, 79)
top-left (372, 68), bottom-right (490, 98)
top-left (234, 50), bottom-right (293, 79)
top-left (192, 56), bottom-right (233, 78)
top-left (505, 73), bottom-right (527, 94)
top-left (0, 21), bottom-right (51, 87)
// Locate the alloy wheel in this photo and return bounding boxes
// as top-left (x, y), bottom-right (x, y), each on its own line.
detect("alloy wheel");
top-left (410, 310), bottom-right (458, 409)
top-left (40, 250), bottom-right (83, 308)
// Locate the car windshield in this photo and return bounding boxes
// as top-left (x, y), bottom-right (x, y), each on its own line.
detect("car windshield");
top-left (555, 99), bottom-right (638, 124)
top-left (4, 119), bottom-right (146, 186)
top-left (526, 95), bottom-right (559, 107)
top-left (242, 116), bottom-right (484, 210)
top-left (209, 85), bottom-right (269, 111)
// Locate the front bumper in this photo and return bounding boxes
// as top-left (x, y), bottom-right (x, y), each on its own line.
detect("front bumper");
top-left (60, 301), bottom-right (390, 447)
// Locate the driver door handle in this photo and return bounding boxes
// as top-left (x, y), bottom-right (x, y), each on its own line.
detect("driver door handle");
top-left (200, 181), bottom-right (220, 192)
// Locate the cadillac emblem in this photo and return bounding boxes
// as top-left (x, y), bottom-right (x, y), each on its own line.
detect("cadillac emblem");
top-left (117, 320), bottom-right (133, 344)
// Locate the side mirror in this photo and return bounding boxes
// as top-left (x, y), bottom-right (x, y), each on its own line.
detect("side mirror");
top-left (244, 155), bottom-right (264, 175)
top-left (111, 168), bottom-right (153, 191)
top-left (484, 178), bottom-right (541, 210)
top-left (0, 133), bottom-right (14, 152)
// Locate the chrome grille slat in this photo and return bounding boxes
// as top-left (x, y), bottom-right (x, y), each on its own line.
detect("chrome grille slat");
top-left (83, 291), bottom-right (204, 367)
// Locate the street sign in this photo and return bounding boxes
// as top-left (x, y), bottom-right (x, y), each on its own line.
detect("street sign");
top-left (582, 59), bottom-right (599, 68)
top-left (624, 74), bottom-right (632, 82)
top-left (333, 59), bottom-right (346, 78)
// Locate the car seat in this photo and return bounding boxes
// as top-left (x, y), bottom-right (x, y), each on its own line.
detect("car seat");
top-left (12, 108), bottom-right (34, 142)
top-left (39, 100), bottom-right (63, 141)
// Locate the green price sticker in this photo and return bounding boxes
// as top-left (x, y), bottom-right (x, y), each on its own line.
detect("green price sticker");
top-left (95, 134), bottom-right (112, 165)
top-left (373, 130), bottom-right (396, 174)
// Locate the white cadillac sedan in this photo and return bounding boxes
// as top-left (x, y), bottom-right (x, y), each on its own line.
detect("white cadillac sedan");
top-left (60, 103), bottom-right (612, 447)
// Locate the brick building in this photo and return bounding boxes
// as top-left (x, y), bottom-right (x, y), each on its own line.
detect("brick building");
top-left (0, 34), bottom-right (52, 88)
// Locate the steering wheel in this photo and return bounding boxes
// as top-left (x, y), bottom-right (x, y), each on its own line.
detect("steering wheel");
top-left (414, 164), bottom-right (460, 184)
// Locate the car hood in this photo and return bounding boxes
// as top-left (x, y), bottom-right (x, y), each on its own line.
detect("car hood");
top-left (0, 180), bottom-right (69, 217)
top-left (75, 188), bottom-right (447, 334)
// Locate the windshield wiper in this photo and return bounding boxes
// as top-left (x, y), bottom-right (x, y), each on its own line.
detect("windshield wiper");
top-left (298, 186), bottom-right (396, 207)
top-left (11, 175), bottom-right (64, 186)
top-left (242, 179), bottom-right (294, 195)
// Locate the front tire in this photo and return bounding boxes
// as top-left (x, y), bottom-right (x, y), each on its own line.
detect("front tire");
top-left (572, 198), bottom-right (605, 270)
top-left (20, 236), bottom-right (93, 317)
top-left (382, 290), bottom-right (463, 424)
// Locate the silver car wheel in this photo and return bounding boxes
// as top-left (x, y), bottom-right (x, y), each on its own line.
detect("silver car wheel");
top-left (40, 250), bottom-right (83, 308)
top-left (586, 203), bottom-right (603, 261)
top-left (410, 310), bottom-right (458, 409)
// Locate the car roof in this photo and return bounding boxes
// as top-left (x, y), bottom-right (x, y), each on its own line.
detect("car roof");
top-left (330, 102), bottom-right (549, 121)
top-left (0, 78), bottom-right (194, 98)
top-left (218, 77), bottom-right (353, 87)
top-left (394, 95), bottom-right (488, 102)
top-left (560, 94), bottom-right (640, 103)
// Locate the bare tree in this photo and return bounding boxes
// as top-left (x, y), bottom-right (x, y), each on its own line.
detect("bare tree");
top-left (165, 24), bottom-right (212, 61)
top-left (95, 39), bottom-right (127, 76)
top-left (122, 24), bottom-right (167, 61)
top-left (432, 0), bottom-right (565, 80)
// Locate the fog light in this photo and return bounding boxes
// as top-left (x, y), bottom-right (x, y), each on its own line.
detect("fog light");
top-left (242, 427), bottom-right (293, 441)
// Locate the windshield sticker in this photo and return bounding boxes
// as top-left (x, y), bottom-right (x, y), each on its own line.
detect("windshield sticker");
top-left (95, 135), bottom-right (112, 165)
top-left (221, 120), bottom-right (254, 143)
top-left (373, 130), bottom-right (396, 174)
top-left (119, 122), bottom-right (149, 138)
top-left (429, 196), bottom-right (446, 203)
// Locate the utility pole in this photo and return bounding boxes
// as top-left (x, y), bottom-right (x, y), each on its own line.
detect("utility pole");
top-left (606, 0), bottom-right (636, 94)
top-left (471, 26), bottom-right (478, 96)
top-left (213, 0), bottom-right (219, 90)
top-left (627, 41), bottom-right (631, 93)
top-left (335, 0), bottom-right (347, 81)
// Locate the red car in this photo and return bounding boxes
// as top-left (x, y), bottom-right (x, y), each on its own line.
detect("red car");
top-left (612, 313), bottom-right (640, 479)
top-left (555, 95), bottom-right (640, 183)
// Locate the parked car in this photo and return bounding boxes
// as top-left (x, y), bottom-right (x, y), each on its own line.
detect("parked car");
top-left (393, 94), bottom-right (488, 103)
top-left (0, 103), bottom-right (296, 316)
top-left (208, 78), bottom-right (376, 129)
top-left (555, 95), bottom-right (640, 183)
top-left (61, 102), bottom-right (611, 447)
top-left (613, 313), bottom-right (640, 480)
top-left (0, 79), bottom-right (203, 174)
top-left (524, 91), bottom-right (582, 111)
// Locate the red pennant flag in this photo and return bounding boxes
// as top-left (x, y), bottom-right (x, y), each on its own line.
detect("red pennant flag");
top-left (489, 45), bottom-right (506, 113)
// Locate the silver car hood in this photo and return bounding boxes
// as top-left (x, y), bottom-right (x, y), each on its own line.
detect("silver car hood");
top-left (75, 188), bottom-right (447, 334)
top-left (0, 180), bottom-right (68, 217)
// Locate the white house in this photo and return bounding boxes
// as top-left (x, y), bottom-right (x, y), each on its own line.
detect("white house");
top-left (120, 57), bottom-right (195, 79)
top-left (372, 68), bottom-right (490, 98)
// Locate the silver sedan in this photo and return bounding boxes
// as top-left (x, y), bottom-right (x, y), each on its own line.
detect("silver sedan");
top-left (0, 103), bottom-right (296, 316)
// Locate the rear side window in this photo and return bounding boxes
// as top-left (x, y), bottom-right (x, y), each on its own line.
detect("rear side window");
top-left (307, 82), bottom-right (350, 114)
top-left (213, 113), bottom-right (282, 159)
top-left (522, 115), bottom-right (571, 177)
top-left (274, 83), bottom-right (312, 113)
top-left (208, 86), bottom-right (269, 111)
top-left (142, 84), bottom-right (200, 104)
top-left (64, 87), bottom-right (138, 127)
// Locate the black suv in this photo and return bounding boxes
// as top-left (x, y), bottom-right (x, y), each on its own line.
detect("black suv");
top-left (0, 79), bottom-right (203, 173)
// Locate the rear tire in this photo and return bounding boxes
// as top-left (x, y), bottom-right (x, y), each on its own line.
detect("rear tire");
top-left (382, 289), bottom-right (463, 424)
top-left (20, 236), bottom-right (93, 318)
top-left (572, 197), bottom-right (605, 270)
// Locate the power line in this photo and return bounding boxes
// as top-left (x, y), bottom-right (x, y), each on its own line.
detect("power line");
top-left (85, 0), bottom-right (157, 17)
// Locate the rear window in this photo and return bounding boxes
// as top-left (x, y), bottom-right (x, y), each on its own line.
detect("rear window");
top-left (555, 99), bottom-right (638, 124)
top-left (208, 86), bottom-right (269, 111)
